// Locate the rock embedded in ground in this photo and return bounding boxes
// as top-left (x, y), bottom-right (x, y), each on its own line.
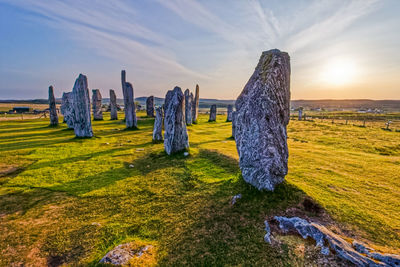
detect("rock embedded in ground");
top-left (99, 243), bottom-right (153, 265)
top-left (209, 104), bottom-right (217, 122)
top-left (109, 89), bottom-right (118, 120)
top-left (92, 89), bottom-right (103, 120)
top-left (163, 86), bottom-right (189, 155)
top-left (72, 74), bottom-right (93, 137)
top-left (61, 92), bottom-right (74, 128)
top-left (192, 84), bottom-right (200, 123)
top-left (146, 95), bottom-right (155, 117)
top-left (230, 193), bottom-right (242, 205)
top-left (273, 216), bottom-right (399, 266)
top-left (226, 104), bottom-right (233, 122)
top-left (48, 86), bottom-right (59, 126)
top-left (264, 220), bottom-right (271, 244)
top-left (153, 107), bottom-right (163, 141)
top-left (235, 49), bottom-right (291, 191)
top-left (184, 89), bottom-right (193, 125)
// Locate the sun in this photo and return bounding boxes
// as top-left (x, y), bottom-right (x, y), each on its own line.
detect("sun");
top-left (320, 58), bottom-right (358, 86)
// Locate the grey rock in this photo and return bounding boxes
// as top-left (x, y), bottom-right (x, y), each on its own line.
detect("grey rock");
top-left (152, 107), bottom-right (163, 141)
top-left (264, 220), bottom-right (272, 244)
top-left (232, 111), bottom-right (237, 138)
top-left (92, 89), bottom-right (103, 120)
top-left (61, 92), bottom-right (74, 128)
top-left (48, 86), bottom-right (58, 126)
top-left (298, 109), bottom-right (303, 120)
top-left (235, 49), bottom-right (290, 191)
top-left (192, 84), bottom-right (199, 123)
top-left (146, 95), bottom-right (155, 117)
top-left (163, 86), bottom-right (189, 155)
top-left (370, 253), bottom-right (400, 266)
top-left (99, 243), bottom-right (153, 265)
top-left (109, 89), bottom-right (118, 120)
top-left (274, 216), bottom-right (391, 266)
top-left (209, 104), bottom-right (217, 122)
top-left (230, 193), bottom-right (242, 205)
top-left (227, 104), bottom-right (233, 122)
top-left (184, 89), bottom-right (193, 125)
top-left (121, 71), bottom-right (137, 129)
top-left (72, 74), bottom-right (93, 137)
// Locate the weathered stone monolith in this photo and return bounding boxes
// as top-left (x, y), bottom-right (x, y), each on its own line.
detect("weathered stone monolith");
top-left (184, 89), bottom-right (193, 125)
top-left (235, 49), bottom-right (290, 191)
top-left (152, 107), bottom-right (163, 142)
top-left (72, 74), bottom-right (93, 137)
top-left (48, 86), bottom-right (58, 126)
top-left (164, 87), bottom-right (189, 155)
top-left (192, 84), bottom-right (199, 123)
top-left (209, 104), bottom-right (216, 122)
top-left (226, 104), bottom-right (233, 122)
top-left (231, 111), bottom-right (237, 138)
top-left (109, 89), bottom-right (118, 120)
top-left (298, 108), bottom-right (303, 120)
top-left (146, 96), bottom-right (155, 117)
top-left (121, 70), bottom-right (137, 129)
top-left (92, 89), bottom-right (103, 120)
top-left (61, 92), bottom-right (74, 128)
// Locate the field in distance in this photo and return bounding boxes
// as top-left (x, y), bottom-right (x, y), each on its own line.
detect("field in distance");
top-left (0, 111), bottom-right (399, 265)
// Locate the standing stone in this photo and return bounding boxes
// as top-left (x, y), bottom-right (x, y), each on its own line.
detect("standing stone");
top-left (72, 74), bottom-right (93, 137)
top-left (92, 89), bottom-right (103, 120)
top-left (109, 89), bottom-right (118, 120)
top-left (298, 108), bottom-right (303, 121)
top-left (61, 92), bottom-right (74, 129)
top-left (235, 49), bottom-right (290, 191)
top-left (152, 107), bottom-right (163, 142)
top-left (209, 104), bottom-right (217, 122)
top-left (184, 89), bottom-right (193, 125)
top-left (226, 104), bottom-right (233, 122)
top-left (232, 111), bottom-right (237, 138)
top-left (48, 86), bottom-right (58, 126)
top-left (121, 70), bottom-right (137, 129)
top-left (192, 84), bottom-right (200, 123)
top-left (146, 96), bottom-right (155, 117)
top-left (163, 87), bottom-right (189, 155)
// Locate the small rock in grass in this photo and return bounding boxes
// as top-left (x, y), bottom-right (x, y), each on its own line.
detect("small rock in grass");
top-left (136, 148), bottom-right (144, 151)
top-left (264, 220), bottom-right (271, 244)
top-left (183, 152), bottom-right (189, 157)
top-left (230, 194), bottom-right (242, 205)
top-left (129, 164), bottom-right (134, 168)
top-left (99, 243), bottom-right (153, 265)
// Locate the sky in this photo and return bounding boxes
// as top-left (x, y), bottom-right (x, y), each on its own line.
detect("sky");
top-left (0, 0), bottom-right (399, 100)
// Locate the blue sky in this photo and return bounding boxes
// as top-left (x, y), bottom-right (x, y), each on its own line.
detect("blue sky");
top-left (0, 0), bottom-right (399, 100)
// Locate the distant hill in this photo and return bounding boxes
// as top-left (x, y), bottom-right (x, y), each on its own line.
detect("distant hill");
top-left (1, 98), bottom-right (399, 111)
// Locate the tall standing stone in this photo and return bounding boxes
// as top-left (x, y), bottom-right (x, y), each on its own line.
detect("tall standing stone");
top-left (92, 89), bottom-right (103, 120)
top-left (184, 89), bottom-right (193, 125)
top-left (231, 111), bottom-right (237, 138)
top-left (48, 86), bottom-right (58, 126)
top-left (152, 107), bottom-right (163, 142)
top-left (192, 84), bottom-right (200, 123)
top-left (209, 104), bottom-right (217, 122)
top-left (226, 104), bottom-right (233, 122)
top-left (146, 96), bottom-right (155, 117)
top-left (109, 89), bottom-right (118, 120)
top-left (121, 70), bottom-right (137, 129)
top-left (163, 87), bottom-right (189, 155)
top-left (72, 74), bottom-right (93, 138)
top-left (235, 49), bottom-right (290, 191)
top-left (298, 108), bottom-right (303, 121)
top-left (61, 92), bottom-right (74, 128)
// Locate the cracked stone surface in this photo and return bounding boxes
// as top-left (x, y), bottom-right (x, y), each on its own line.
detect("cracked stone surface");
top-left (92, 89), bottom-right (103, 120)
top-left (61, 92), bottom-right (74, 128)
top-left (209, 104), bottom-right (217, 122)
top-left (235, 49), bottom-right (291, 191)
top-left (48, 86), bottom-right (58, 126)
top-left (121, 70), bottom-right (137, 129)
top-left (146, 95), bottom-right (155, 117)
top-left (72, 74), bottom-right (93, 137)
top-left (109, 89), bottom-right (118, 120)
top-left (153, 107), bottom-right (163, 141)
top-left (163, 86), bottom-right (189, 155)
top-left (184, 89), bottom-right (193, 125)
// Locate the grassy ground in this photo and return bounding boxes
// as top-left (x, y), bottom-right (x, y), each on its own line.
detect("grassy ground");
top-left (0, 111), bottom-right (399, 266)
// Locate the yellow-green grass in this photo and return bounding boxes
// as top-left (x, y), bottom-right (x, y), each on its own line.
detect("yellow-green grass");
top-left (0, 111), bottom-right (399, 265)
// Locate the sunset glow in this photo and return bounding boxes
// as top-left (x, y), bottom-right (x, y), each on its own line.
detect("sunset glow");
top-left (320, 58), bottom-right (358, 87)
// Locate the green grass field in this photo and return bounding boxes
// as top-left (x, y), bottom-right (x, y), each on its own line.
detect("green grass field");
top-left (0, 111), bottom-right (399, 266)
